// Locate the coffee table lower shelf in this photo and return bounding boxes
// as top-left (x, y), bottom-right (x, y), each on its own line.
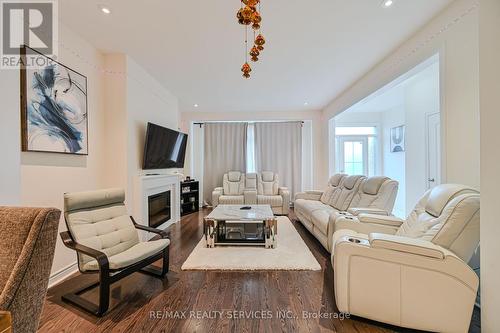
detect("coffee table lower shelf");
top-left (204, 218), bottom-right (277, 249)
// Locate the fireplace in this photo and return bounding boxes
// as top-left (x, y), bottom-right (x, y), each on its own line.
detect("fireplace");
top-left (148, 191), bottom-right (171, 228)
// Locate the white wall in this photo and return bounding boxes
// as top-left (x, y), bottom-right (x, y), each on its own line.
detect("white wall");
top-left (381, 107), bottom-right (406, 217)
top-left (479, 0), bottom-right (500, 330)
top-left (403, 62), bottom-right (440, 211)
top-left (126, 56), bottom-right (180, 210)
top-left (101, 54), bottom-right (180, 210)
top-left (0, 25), bottom-right (180, 286)
top-left (180, 110), bottom-right (326, 191)
top-left (19, 24), bottom-right (107, 282)
top-left (322, 0), bottom-right (480, 192)
top-left (0, 69), bottom-right (21, 205)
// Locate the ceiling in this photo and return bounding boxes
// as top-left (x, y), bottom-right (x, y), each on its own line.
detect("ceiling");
top-left (59, 0), bottom-right (452, 113)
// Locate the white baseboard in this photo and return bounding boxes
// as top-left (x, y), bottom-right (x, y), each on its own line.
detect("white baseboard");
top-left (48, 262), bottom-right (78, 288)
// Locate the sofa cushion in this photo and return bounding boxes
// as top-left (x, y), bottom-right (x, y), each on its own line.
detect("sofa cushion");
top-left (320, 187), bottom-right (336, 204)
top-left (329, 174), bottom-right (347, 187)
top-left (219, 195), bottom-right (245, 205)
top-left (257, 195), bottom-right (283, 207)
top-left (328, 175), bottom-right (365, 211)
top-left (363, 176), bottom-right (389, 195)
top-left (228, 171), bottom-right (242, 182)
top-left (82, 238), bottom-right (170, 271)
top-left (311, 210), bottom-right (331, 235)
top-left (258, 172), bottom-right (279, 195)
top-left (261, 171), bottom-right (275, 182)
top-left (224, 172), bottom-right (245, 195)
top-left (425, 184), bottom-right (475, 217)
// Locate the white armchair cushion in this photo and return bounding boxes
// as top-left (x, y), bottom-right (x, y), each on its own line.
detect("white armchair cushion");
top-left (83, 238), bottom-right (170, 271)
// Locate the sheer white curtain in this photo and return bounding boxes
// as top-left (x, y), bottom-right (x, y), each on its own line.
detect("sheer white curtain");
top-left (254, 122), bottom-right (302, 198)
top-left (203, 122), bottom-right (247, 205)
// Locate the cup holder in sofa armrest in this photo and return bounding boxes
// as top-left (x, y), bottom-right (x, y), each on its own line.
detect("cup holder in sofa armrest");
top-left (341, 236), bottom-right (369, 246)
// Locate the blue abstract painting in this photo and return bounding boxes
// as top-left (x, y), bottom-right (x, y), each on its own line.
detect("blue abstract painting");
top-left (22, 49), bottom-right (88, 154)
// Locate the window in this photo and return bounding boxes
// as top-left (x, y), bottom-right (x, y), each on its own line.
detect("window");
top-left (335, 126), bottom-right (378, 176)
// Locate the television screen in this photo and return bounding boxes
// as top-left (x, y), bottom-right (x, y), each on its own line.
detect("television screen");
top-left (142, 122), bottom-right (188, 169)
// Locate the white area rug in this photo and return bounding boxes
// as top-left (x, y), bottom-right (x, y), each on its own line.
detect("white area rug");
top-left (181, 216), bottom-right (321, 271)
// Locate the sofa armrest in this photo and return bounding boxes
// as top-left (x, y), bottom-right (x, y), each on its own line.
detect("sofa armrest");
top-left (358, 213), bottom-right (404, 227)
top-left (279, 187), bottom-right (290, 214)
top-left (368, 233), bottom-right (445, 259)
top-left (244, 189), bottom-right (257, 204)
top-left (347, 207), bottom-right (390, 216)
top-left (212, 187), bottom-right (223, 207)
top-left (333, 233), bottom-right (479, 328)
top-left (295, 190), bottom-right (323, 201)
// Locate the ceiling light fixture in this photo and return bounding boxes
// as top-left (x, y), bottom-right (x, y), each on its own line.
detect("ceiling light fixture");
top-left (237, 0), bottom-right (266, 79)
top-left (194, 104), bottom-right (199, 108)
top-left (304, 102), bottom-right (309, 106)
top-left (382, 0), bottom-right (393, 8)
top-left (99, 5), bottom-right (111, 14)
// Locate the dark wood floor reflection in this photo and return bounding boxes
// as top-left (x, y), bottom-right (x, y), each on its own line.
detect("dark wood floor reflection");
top-left (38, 208), bottom-right (480, 333)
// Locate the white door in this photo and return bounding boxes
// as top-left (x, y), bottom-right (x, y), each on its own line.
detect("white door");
top-left (426, 112), bottom-right (441, 189)
top-left (338, 136), bottom-right (368, 176)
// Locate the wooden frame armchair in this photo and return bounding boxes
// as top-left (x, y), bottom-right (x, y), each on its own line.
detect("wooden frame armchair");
top-left (60, 188), bottom-right (170, 317)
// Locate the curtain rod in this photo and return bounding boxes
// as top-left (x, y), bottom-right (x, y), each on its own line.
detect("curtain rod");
top-left (193, 121), bottom-right (305, 127)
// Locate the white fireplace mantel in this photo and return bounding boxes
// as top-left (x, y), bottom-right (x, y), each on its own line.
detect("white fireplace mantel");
top-left (134, 174), bottom-right (181, 241)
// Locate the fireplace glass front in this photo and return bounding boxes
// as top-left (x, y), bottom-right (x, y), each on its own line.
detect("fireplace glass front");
top-left (148, 191), bottom-right (171, 228)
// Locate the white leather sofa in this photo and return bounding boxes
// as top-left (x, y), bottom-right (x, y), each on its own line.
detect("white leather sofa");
top-left (212, 171), bottom-right (246, 206)
top-left (332, 184), bottom-right (480, 333)
top-left (212, 171), bottom-right (290, 214)
top-left (294, 174), bottom-right (398, 252)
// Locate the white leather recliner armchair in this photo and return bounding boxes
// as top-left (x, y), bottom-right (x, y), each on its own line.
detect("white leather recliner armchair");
top-left (211, 171), bottom-right (246, 206)
top-left (332, 184), bottom-right (480, 333)
top-left (256, 171), bottom-right (290, 215)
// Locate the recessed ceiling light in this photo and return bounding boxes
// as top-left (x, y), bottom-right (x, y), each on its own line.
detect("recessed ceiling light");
top-left (99, 5), bottom-right (111, 14)
top-left (304, 102), bottom-right (309, 106)
top-left (194, 104), bottom-right (199, 108)
top-left (382, 0), bottom-right (393, 7)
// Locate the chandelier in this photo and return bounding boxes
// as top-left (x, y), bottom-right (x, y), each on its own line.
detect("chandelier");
top-left (237, 0), bottom-right (266, 78)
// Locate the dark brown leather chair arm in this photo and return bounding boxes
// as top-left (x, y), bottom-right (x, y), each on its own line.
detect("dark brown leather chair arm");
top-left (60, 231), bottom-right (109, 269)
top-left (130, 216), bottom-right (170, 239)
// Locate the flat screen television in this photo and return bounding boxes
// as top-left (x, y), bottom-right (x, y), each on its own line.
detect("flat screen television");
top-left (142, 122), bottom-right (188, 169)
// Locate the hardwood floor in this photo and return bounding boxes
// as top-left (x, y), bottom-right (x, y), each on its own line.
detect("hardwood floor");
top-left (38, 209), bottom-right (480, 333)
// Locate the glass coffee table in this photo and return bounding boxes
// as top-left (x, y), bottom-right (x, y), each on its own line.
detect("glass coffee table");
top-left (204, 205), bottom-right (277, 249)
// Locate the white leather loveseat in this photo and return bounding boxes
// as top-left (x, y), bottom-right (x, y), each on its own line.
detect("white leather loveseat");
top-left (212, 171), bottom-right (290, 214)
top-left (332, 184), bottom-right (480, 333)
top-left (294, 174), bottom-right (398, 252)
